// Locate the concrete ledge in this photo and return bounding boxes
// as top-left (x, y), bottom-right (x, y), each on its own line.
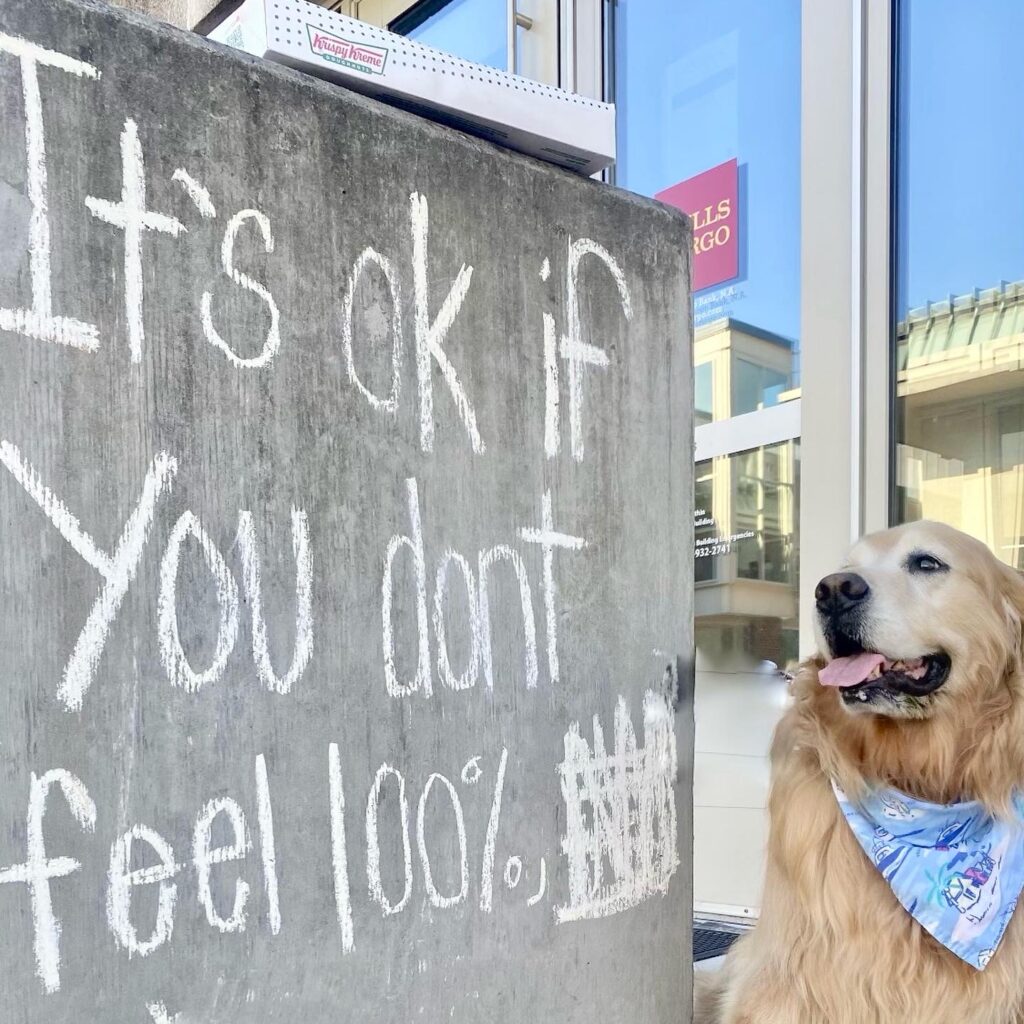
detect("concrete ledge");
top-left (108, 0), bottom-right (237, 31)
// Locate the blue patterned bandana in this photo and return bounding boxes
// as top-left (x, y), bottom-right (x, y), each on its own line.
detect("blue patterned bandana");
top-left (834, 782), bottom-right (1024, 969)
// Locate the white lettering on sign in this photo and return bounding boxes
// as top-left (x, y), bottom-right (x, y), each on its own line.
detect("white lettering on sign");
top-left (478, 747), bottom-right (508, 913)
top-left (172, 168), bottom-right (217, 219)
top-left (157, 511), bottom-right (240, 693)
top-left (328, 743), bottom-right (355, 953)
top-left (504, 855), bottom-right (522, 890)
top-left (254, 754), bottom-right (282, 936)
top-left (519, 490), bottom-right (586, 687)
top-left (410, 191), bottom-right (484, 454)
top-left (477, 545), bottom-right (538, 691)
top-left (0, 770), bottom-right (96, 993)
top-left (105, 755), bottom-right (283, 966)
top-left (365, 763), bottom-right (413, 916)
top-left (201, 209), bottom-right (281, 368)
top-left (85, 119), bottom-right (186, 363)
top-left (107, 824), bottom-right (179, 958)
top-left (147, 1002), bottom-right (179, 1024)
top-left (0, 23), bottom-right (683, 1016)
top-left (460, 756), bottom-right (483, 786)
top-left (559, 239), bottom-right (633, 462)
top-left (527, 857), bottom-right (547, 907)
top-left (236, 509), bottom-right (314, 696)
top-left (382, 477), bottom-right (432, 699)
top-left (0, 441), bottom-right (321, 706)
top-left (0, 726), bottom-right (678, 1005)
top-left (342, 247), bottom-right (403, 413)
top-left (416, 773), bottom-right (468, 909)
top-left (193, 798), bottom-right (251, 933)
top-left (0, 440), bottom-right (177, 711)
top-left (0, 34), bottom-right (100, 350)
top-left (384, 482), bottom-right (572, 700)
top-left (433, 549), bottom-right (482, 692)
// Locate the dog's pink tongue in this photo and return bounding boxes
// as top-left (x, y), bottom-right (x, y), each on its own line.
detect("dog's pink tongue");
top-left (820, 653), bottom-right (886, 688)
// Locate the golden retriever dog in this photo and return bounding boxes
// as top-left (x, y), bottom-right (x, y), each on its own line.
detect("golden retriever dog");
top-left (695, 520), bottom-right (1024, 1023)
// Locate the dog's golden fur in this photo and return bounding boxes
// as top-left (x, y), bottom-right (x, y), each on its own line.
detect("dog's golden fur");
top-left (696, 521), bottom-right (1024, 1023)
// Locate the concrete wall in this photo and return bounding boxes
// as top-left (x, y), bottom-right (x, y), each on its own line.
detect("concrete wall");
top-left (0, 0), bottom-right (694, 1021)
top-left (111, 0), bottom-right (226, 31)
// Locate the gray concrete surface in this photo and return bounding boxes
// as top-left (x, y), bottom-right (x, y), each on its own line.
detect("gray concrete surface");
top-left (109, 0), bottom-right (226, 31)
top-left (0, 1), bottom-right (694, 1020)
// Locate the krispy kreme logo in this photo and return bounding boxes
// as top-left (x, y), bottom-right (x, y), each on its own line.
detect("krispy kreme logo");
top-left (306, 26), bottom-right (388, 75)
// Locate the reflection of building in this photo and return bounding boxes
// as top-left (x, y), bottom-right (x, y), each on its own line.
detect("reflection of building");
top-left (695, 318), bottom-right (797, 425)
top-left (896, 282), bottom-right (1024, 569)
top-left (693, 319), bottom-right (800, 671)
top-left (695, 444), bottom-right (799, 670)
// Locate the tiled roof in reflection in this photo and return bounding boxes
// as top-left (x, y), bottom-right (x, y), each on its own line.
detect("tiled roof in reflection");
top-left (897, 280), bottom-right (1024, 370)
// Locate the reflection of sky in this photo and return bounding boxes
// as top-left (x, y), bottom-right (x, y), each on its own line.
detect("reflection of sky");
top-left (897, 0), bottom-right (1024, 314)
top-left (615, 0), bottom-right (801, 344)
top-left (407, 0), bottom-right (507, 72)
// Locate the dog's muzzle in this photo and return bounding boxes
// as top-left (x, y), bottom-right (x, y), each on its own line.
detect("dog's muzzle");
top-left (815, 572), bottom-right (871, 655)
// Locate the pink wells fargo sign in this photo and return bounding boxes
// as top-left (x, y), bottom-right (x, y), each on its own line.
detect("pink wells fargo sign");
top-left (655, 158), bottom-right (738, 292)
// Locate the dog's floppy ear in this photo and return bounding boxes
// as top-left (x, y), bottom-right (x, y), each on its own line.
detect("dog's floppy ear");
top-left (1000, 564), bottom-right (1024, 669)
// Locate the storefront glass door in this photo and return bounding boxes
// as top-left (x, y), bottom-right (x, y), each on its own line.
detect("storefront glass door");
top-left (613, 0), bottom-right (801, 917)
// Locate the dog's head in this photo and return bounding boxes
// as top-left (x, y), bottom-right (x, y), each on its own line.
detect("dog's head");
top-left (814, 520), bottom-right (1024, 721)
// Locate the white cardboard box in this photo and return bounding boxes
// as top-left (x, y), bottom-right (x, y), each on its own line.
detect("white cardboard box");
top-left (207, 0), bottom-right (615, 176)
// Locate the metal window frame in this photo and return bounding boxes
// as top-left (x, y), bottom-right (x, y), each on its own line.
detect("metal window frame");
top-left (559, 0), bottom-right (602, 98)
top-left (797, 0), bottom-right (893, 643)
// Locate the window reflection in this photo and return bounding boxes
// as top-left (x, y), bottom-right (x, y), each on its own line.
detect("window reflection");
top-left (691, 441), bottom-right (798, 909)
top-left (896, 285), bottom-right (1024, 567)
top-left (404, 0), bottom-right (507, 71)
top-left (615, 0), bottom-right (801, 360)
top-left (695, 442), bottom-right (799, 645)
top-left (615, 0), bottom-right (801, 912)
top-left (695, 362), bottom-right (714, 428)
top-left (694, 319), bottom-right (796, 423)
top-left (893, 0), bottom-right (1024, 564)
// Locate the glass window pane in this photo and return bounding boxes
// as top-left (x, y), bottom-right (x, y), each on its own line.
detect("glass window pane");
top-left (733, 358), bottom-right (788, 416)
top-left (615, 0), bottom-right (801, 424)
top-left (405, 0), bottom-right (507, 71)
top-left (614, 0), bottom-right (800, 914)
top-left (690, 440), bottom-right (799, 910)
top-left (696, 446), bottom-right (799, 591)
top-left (695, 361), bottom-right (714, 426)
top-left (893, 1), bottom-right (1024, 567)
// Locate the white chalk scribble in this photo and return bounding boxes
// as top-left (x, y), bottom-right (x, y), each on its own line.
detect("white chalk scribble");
top-left (555, 689), bottom-right (678, 923)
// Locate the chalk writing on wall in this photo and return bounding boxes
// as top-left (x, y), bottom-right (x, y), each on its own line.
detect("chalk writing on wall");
top-left (0, 9), bottom-right (689, 1021)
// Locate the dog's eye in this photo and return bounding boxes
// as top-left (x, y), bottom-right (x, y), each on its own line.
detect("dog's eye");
top-left (908, 552), bottom-right (947, 574)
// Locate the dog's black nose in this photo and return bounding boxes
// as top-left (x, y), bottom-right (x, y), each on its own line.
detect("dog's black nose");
top-left (815, 572), bottom-right (870, 616)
